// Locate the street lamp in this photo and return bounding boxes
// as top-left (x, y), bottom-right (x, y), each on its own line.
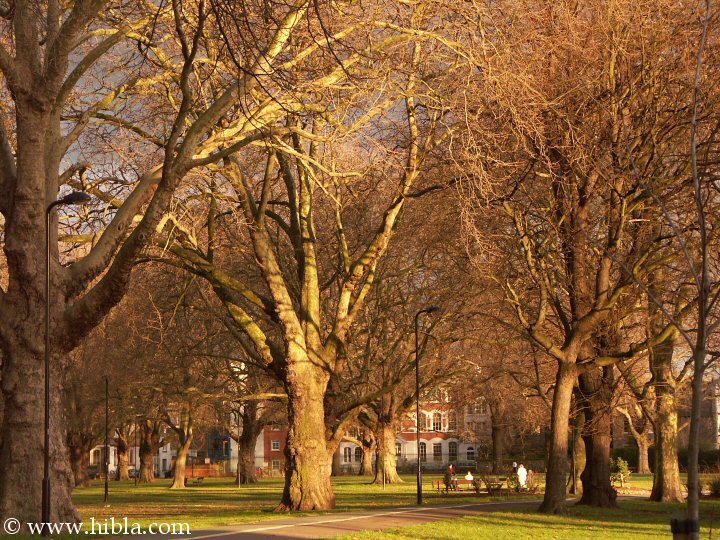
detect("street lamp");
top-left (43, 191), bottom-right (91, 534)
top-left (104, 375), bottom-right (109, 503)
top-left (415, 305), bottom-right (440, 506)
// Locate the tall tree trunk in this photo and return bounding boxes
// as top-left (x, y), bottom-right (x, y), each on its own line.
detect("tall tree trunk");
top-left (491, 423), bottom-right (504, 474)
top-left (576, 366), bottom-right (617, 508)
top-left (139, 421), bottom-right (161, 484)
top-left (490, 398), bottom-right (505, 474)
top-left (115, 431), bottom-right (130, 481)
top-left (237, 437), bottom-right (258, 484)
top-left (687, 346), bottom-right (706, 540)
top-left (0, 344), bottom-right (78, 524)
top-left (277, 361), bottom-right (335, 511)
top-left (637, 436), bottom-right (651, 475)
top-left (170, 436), bottom-right (192, 489)
top-left (169, 409), bottom-right (193, 490)
top-left (650, 347), bottom-right (684, 501)
top-left (373, 422), bottom-right (403, 484)
top-left (539, 361), bottom-right (576, 514)
top-left (359, 438), bottom-right (375, 476)
top-left (67, 430), bottom-right (93, 489)
top-left (236, 403), bottom-right (262, 485)
top-left (331, 450), bottom-right (341, 477)
top-left (567, 410), bottom-right (585, 494)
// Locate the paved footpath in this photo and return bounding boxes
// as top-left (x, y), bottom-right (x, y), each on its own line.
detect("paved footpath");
top-left (143, 499), bottom-right (544, 540)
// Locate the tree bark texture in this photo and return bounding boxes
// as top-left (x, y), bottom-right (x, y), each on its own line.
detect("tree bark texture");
top-left (236, 403), bottom-right (262, 485)
top-left (139, 421), bottom-right (161, 484)
top-left (539, 361), bottom-right (576, 514)
top-left (169, 410), bottom-right (193, 489)
top-left (373, 422), bottom-right (403, 484)
top-left (491, 423), bottom-right (505, 474)
top-left (67, 430), bottom-right (93, 489)
top-left (637, 437), bottom-right (651, 475)
top-left (649, 340), bottom-right (684, 502)
top-left (0, 343), bottom-right (78, 524)
top-left (277, 360), bottom-right (335, 511)
top-left (115, 431), bottom-right (130, 481)
top-left (358, 434), bottom-right (375, 476)
top-left (576, 366), bottom-right (617, 508)
top-left (567, 412), bottom-right (585, 495)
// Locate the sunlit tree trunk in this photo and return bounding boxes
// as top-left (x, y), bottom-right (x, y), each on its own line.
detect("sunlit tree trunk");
top-left (169, 409), bottom-right (193, 490)
top-left (649, 313), bottom-right (684, 502)
top-left (539, 361), bottom-right (576, 514)
top-left (278, 359), bottom-right (335, 510)
top-left (373, 421), bottom-right (403, 484)
top-left (115, 430), bottom-right (130, 481)
top-left (359, 436), bottom-right (375, 476)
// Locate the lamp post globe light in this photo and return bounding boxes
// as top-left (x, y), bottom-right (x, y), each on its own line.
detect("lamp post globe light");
top-left (415, 305), bottom-right (439, 506)
top-left (43, 191), bottom-right (92, 534)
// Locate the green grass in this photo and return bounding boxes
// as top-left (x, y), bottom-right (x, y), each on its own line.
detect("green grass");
top-left (337, 499), bottom-right (720, 539)
top-left (66, 474), bottom-right (537, 530)
top-left (2, 473), bottom-right (714, 539)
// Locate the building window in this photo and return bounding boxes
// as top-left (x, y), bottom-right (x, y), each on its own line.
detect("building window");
top-left (447, 413), bottom-right (457, 432)
top-left (467, 446), bottom-right (475, 462)
top-left (343, 447), bottom-right (352, 463)
top-left (396, 443), bottom-right (402, 456)
top-left (92, 449), bottom-right (100, 464)
top-left (448, 442), bottom-right (458, 462)
top-left (432, 412), bottom-right (442, 432)
top-left (354, 447), bottom-right (363, 462)
top-left (222, 440), bottom-right (229, 456)
top-left (473, 401), bottom-right (488, 415)
top-left (272, 459), bottom-right (281, 470)
top-left (433, 443), bottom-right (442, 461)
top-left (419, 442), bottom-right (427, 462)
top-left (271, 440), bottom-right (280, 451)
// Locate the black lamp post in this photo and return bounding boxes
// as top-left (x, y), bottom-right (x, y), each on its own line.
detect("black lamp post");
top-left (415, 305), bottom-right (439, 506)
top-left (104, 375), bottom-right (109, 503)
top-left (43, 191), bottom-right (91, 535)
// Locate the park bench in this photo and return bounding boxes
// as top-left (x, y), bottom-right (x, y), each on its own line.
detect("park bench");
top-left (431, 478), bottom-right (481, 494)
top-left (481, 476), bottom-right (508, 496)
top-left (191, 476), bottom-right (205, 485)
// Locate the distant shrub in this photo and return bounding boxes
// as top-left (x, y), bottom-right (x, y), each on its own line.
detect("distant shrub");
top-left (611, 447), bottom-right (639, 471)
top-left (610, 457), bottom-right (631, 487)
top-left (708, 477), bottom-right (720, 497)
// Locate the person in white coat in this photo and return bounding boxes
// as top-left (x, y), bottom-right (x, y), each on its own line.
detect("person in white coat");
top-left (517, 464), bottom-right (527, 488)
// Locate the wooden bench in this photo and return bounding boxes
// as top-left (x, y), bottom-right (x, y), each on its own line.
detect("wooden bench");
top-left (481, 476), bottom-right (508, 496)
top-left (431, 478), bottom-right (480, 493)
top-left (191, 476), bottom-right (205, 485)
top-left (454, 479), bottom-right (477, 491)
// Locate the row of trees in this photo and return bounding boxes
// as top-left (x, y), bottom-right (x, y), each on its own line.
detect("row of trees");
top-left (0, 0), bottom-right (717, 534)
top-left (459, 1), bottom-right (720, 528)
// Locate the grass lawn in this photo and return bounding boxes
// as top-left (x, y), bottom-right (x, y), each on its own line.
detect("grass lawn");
top-left (337, 499), bottom-right (720, 539)
top-left (1, 472), bottom-right (713, 539)
top-left (69, 474), bottom-right (534, 529)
